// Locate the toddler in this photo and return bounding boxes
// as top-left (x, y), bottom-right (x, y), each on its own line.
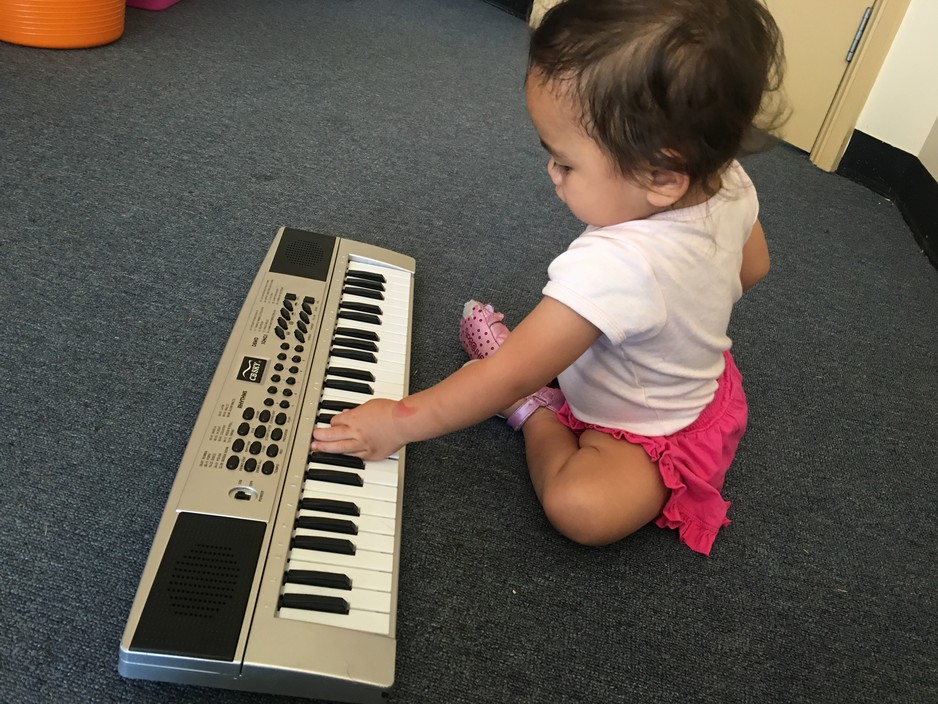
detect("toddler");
top-left (312, 0), bottom-right (785, 555)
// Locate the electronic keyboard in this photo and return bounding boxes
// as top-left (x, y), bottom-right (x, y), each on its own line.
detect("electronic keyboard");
top-left (118, 227), bottom-right (415, 703)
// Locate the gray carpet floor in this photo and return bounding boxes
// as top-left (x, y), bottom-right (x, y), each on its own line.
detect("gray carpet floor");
top-left (1, 1), bottom-right (936, 703)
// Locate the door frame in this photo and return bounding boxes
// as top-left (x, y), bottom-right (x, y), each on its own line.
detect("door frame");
top-left (811, 0), bottom-right (911, 171)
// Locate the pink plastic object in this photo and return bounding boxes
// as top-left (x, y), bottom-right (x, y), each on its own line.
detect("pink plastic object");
top-left (126, 0), bottom-right (183, 10)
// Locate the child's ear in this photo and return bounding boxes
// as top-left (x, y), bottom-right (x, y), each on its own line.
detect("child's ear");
top-left (646, 168), bottom-right (690, 207)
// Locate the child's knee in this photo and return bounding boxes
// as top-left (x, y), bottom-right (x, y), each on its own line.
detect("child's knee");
top-left (541, 482), bottom-right (622, 546)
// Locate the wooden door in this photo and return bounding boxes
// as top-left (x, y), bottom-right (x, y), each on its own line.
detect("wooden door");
top-left (762, 1), bottom-right (873, 152)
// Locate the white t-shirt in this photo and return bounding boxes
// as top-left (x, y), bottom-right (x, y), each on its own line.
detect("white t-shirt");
top-left (542, 161), bottom-right (759, 436)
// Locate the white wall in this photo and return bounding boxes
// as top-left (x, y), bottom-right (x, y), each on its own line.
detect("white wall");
top-left (856, 0), bottom-right (938, 177)
top-left (921, 119), bottom-right (938, 176)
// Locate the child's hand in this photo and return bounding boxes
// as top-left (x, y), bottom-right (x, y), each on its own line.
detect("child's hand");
top-left (310, 398), bottom-right (405, 461)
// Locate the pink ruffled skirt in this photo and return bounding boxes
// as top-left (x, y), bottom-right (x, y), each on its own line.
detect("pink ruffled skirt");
top-left (556, 351), bottom-right (748, 556)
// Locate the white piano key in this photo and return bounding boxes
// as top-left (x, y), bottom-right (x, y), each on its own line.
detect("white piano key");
top-left (323, 376), bottom-right (402, 398)
top-left (277, 606), bottom-right (390, 635)
top-left (326, 359), bottom-right (406, 381)
top-left (301, 487), bottom-right (398, 519)
top-left (329, 349), bottom-right (408, 368)
top-left (340, 283), bottom-right (408, 303)
top-left (304, 469), bottom-right (398, 496)
top-left (294, 527), bottom-right (395, 555)
top-left (298, 508), bottom-right (397, 537)
top-left (289, 544), bottom-right (393, 572)
top-left (282, 582), bottom-right (391, 613)
top-left (285, 556), bottom-right (394, 591)
top-left (328, 457), bottom-right (399, 485)
top-left (347, 261), bottom-right (413, 285)
top-left (334, 313), bottom-right (409, 336)
top-left (324, 356), bottom-right (405, 383)
top-left (306, 460), bottom-right (399, 488)
top-left (303, 476), bottom-right (398, 502)
top-left (319, 387), bottom-right (404, 405)
top-left (338, 300), bottom-right (410, 321)
top-left (346, 260), bottom-right (411, 280)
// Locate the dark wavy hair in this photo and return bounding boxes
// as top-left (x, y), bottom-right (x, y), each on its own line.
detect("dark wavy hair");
top-left (528, 0), bottom-right (787, 192)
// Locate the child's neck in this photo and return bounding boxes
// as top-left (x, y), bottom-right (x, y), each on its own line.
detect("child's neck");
top-left (670, 173), bottom-right (722, 211)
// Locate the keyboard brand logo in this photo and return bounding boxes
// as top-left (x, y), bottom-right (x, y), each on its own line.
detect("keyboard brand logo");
top-left (238, 356), bottom-right (267, 384)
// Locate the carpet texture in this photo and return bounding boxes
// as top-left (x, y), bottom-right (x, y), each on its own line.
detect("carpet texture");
top-left (1, 1), bottom-right (936, 703)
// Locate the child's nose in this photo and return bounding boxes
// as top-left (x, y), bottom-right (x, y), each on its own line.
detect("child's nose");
top-left (547, 158), bottom-right (563, 185)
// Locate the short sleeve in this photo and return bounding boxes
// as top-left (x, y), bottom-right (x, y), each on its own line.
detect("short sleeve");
top-left (542, 235), bottom-right (667, 345)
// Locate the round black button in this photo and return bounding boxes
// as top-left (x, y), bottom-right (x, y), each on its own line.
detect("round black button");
top-left (226, 456), bottom-right (239, 470)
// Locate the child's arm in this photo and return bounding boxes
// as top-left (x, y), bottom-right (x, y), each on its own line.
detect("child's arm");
top-left (740, 219), bottom-right (770, 292)
top-left (310, 297), bottom-right (601, 460)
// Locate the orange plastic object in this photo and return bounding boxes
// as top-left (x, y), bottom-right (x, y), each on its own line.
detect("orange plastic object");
top-left (0, 0), bottom-right (125, 49)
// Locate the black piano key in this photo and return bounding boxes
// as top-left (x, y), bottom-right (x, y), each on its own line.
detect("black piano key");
top-left (319, 399), bottom-right (359, 412)
top-left (324, 379), bottom-right (374, 395)
top-left (339, 301), bottom-right (383, 315)
top-left (330, 348), bottom-right (377, 363)
top-left (346, 269), bottom-right (386, 283)
top-left (334, 326), bottom-right (379, 342)
top-left (292, 535), bottom-right (356, 555)
top-left (337, 310), bottom-right (382, 325)
top-left (317, 413), bottom-right (336, 424)
top-left (296, 515), bottom-right (358, 535)
top-left (308, 452), bottom-right (366, 470)
top-left (326, 366), bottom-right (376, 382)
top-left (342, 286), bottom-right (384, 301)
top-left (332, 337), bottom-right (379, 352)
top-left (306, 468), bottom-right (364, 486)
top-left (279, 593), bottom-right (350, 614)
top-left (285, 569), bottom-right (352, 591)
top-left (343, 277), bottom-right (385, 292)
top-left (300, 497), bottom-right (360, 516)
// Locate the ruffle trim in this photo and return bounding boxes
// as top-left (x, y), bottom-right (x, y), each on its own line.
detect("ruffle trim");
top-left (655, 451), bottom-right (731, 556)
top-left (655, 501), bottom-right (730, 557)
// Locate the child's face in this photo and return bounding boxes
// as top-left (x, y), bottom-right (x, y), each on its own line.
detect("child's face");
top-left (525, 73), bottom-right (661, 227)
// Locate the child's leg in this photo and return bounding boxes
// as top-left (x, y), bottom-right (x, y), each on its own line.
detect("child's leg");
top-left (520, 407), bottom-right (669, 546)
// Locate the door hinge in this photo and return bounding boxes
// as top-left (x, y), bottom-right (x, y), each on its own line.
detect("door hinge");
top-left (846, 6), bottom-right (873, 62)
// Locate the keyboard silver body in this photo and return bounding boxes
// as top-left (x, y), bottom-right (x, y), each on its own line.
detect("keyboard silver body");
top-left (118, 227), bottom-right (415, 704)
